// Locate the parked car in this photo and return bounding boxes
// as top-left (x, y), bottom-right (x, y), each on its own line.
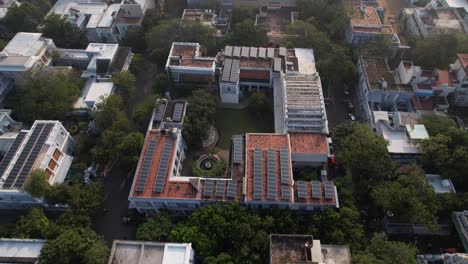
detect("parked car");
top-left (344, 89), bottom-right (351, 96)
top-left (348, 113), bottom-right (356, 121)
top-left (345, 100), bottom-right (354, 111)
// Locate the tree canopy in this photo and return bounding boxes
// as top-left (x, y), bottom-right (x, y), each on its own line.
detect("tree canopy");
top-left (39, 227), bottom-right (108, 264)
top-left (132, 95), bottom-right (159, 131)
top-left (226, 19), bottom-right (268, 47)
top-left (182, 89), bottom-right (217, 148)
top-left (335, 123), bottom-right (394, 181)
top-left (24, 169), bottom-right (51, 198)
top-left (354, 233), bottom-right (417, 264)
top-left (420, 115), bottom-right (457, 136)
top-left (136, 211), bottom-right (174, 241)
top-left (41, 14), bottom-right (88, 49)
top-left (146, 19), bottom-right (216, 64)
top-left (111, 71), bottom-right (136, 100)
top-left (10, 71), bottom-right (81, 123)
top-left (409, 33), bottom-right (468, 69)
top-left (372, 165), bottom-right (440, 229)
top-left (4, 0), bottom-right (51, 33)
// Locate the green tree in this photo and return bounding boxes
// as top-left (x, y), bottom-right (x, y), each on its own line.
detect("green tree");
top-left (132, 95), bottom-right (158, 131)
top-left (39, 227), bottom-right (108, 264)
top-left (4, 0), bottom-right (51, 33)
top-left (335, 123), bottom-right (393, 181)
top-left (296, 0), bottom-right (347, 39)
top-left (24, 169), bottom-right (51, 198)
top-left (226, 19), bottom-right (267, 47)
top-left (122, 26), bottom-right (147, 52)
top-left (231, 7), bottom-right (257, 25)
top-left (286, 20), bottom-right (355, 84)
top-left (117, 132), bottom-right (145, 170)
top-left (11, 71), bottom-right (81, 123)
top-left (248, 92), bottom-right (271, 118)
top-left (420, 114), bottom-right (457, 136)
top-left (365, 233), bottom-right (417, 264)
top-left (169, 204), bottom-right (269, 263)
top-left (309, 207), bottom-right (367, 251)
top-left (409, 33), bottom-right (468, 69)
top-left (112, 71), bottom-right (136, 100)
top-left (372, 165), bottom-right (440, 229)
top-left (46, 182), bottom-right (104, 216)
top-left (182, 89), bottom-right (217, 148)
top-left (129, 53), bottom-right (145, 75)
top-left (136, 211), bottom-right (174, 241)
top-left (93, 95), bottom-right (129, 131)
top-left (331, 122), bottom-right (356, 153)
top-left (91, 128), bottom-right (126, 163)
top-left (12, 208), bottom-right (51, 239)
top-left (205, 253), bottom-right (234, 264)
top-left (41, 14), bottom-right (88, 48)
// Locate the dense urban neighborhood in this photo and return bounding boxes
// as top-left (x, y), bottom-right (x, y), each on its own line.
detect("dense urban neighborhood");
top-left (0, 0), bottom-right (467, 263)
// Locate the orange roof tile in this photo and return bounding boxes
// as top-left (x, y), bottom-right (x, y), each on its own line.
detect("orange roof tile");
top-left (289, 134), bottom-right (328, 154)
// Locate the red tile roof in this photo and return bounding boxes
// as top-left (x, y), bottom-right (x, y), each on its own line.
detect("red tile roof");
top-left (434, 69), bottom-right (456, 87)
top-left (245, 134), bottom-right (292, 202)
top-left (239, 70), bottom-right (270, 81)
top-left (289, 134), bottom-right (328, 154)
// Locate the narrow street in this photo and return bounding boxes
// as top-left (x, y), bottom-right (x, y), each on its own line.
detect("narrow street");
top-left (326, 82), bottom-right (350, 129)
top-left (93, 166), bottom-right (137, 244)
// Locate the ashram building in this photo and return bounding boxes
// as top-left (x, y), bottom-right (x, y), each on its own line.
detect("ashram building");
top-left (129, 42), bottom-right (336, 214)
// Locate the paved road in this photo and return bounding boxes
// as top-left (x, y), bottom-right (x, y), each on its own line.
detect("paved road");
top-left (93, 166), bottom-right (137, 244)
top-left (326, 82), bottom-right (350, 130)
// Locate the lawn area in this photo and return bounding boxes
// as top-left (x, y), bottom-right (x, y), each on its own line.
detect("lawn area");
top-left (215, 108), bottom-right (274, 149)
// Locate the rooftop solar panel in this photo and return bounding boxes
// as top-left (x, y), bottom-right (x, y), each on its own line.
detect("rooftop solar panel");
top-left (221, 58), bottom-right (232, 82)
top-left (224, 46), bottom-right (233, 57)
top-left (135, 140), bottom-right (157, 192)
top-left (229, 59), bottom-right (240, 83)
top-left (311, 180), bottom-right (322, 199)
top-left (0, 131), bottom-right (27, 178)
top-left (203, 179), bottom-right (214, 196)
top-left (297, 180), bottom-right (307, 199)
top-left (253, 148), bottom-right (263, 200)
top-left (241, 46), bottom-right (249, 57)
top-left (227, 180), bottom-right (237, 198)
top-left (258, 47), bottom-right (266, 58)
top-left (233, 46), bottom-right (241, 57)
top-left (172, 103), bottom-right (184, 122)
top-left (279, 147), bottom-right (289, 185)
top-left (267, 48), bottom-right (275, 58)
top-left (274, 58), bottom-right (282, 72)
top-left (281, 185), bottom-right (291, 200)
top-left (215, 180), bottom-right (226, 197)
top-left (324, 181), bottom-right (334, 200)
top-left (250, 47), bottom-right (258, 58)
top-left (154, 104), bottom-right (166, 122)
top-left (232, 136), bottom-right (243, 164)
top-left (279, 47), bottom-right (286, 57)
top-left (153, 140), bottom-right (174, 193)
top-left (267, 149), bottom-right (277, 200)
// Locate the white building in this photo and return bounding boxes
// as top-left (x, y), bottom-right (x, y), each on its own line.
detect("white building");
top-left (57, 42), bottom-right (133, 78)
top-left (74, 78), bottom-right (115, 110)
top-left (451, 53), bottom-right (468, 106)
top-left (452, 211), bottom-right (468, 252)
top-left (346, 0), bottom-right (400, 47)
top-left (165, 42), bottom-right (217, 85)
top-left (107, 240), bottom-right (195, 264)
top-left (0, 238), bottom-right (46, 264)
top-left (418, 253), bottom-right (468, 264)
top-left (48, 0), bottom-right (155, 43)
top-left (270, 234), bottom-right (351, 264)
top-left (0, 0), bottom-right (17, 20)
top-left (0, 121), bottom-right (74, 209)
top-left (0, 33), bottom-right (56, 104)
top-left (400, 1), bottom-right (468, 38)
